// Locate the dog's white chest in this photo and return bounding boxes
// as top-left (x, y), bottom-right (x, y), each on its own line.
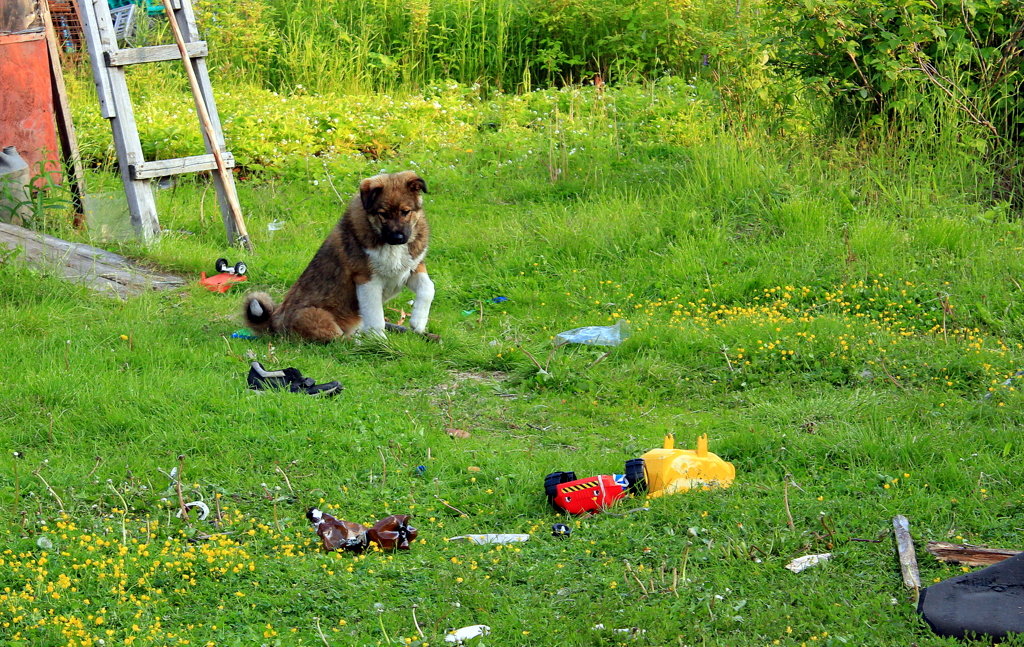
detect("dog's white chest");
top-left (365, 245), bottom-right (424, 298)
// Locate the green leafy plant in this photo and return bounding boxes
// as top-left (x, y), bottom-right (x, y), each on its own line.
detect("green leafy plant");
top-left (768, 0), bottom-right (1024, 142)
top-left (1, 159), bottom-right (76, 235)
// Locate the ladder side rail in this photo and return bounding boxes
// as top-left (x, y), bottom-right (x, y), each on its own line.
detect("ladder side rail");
top-left (77, 0), bottom-right (115, 118)
top-left (85, 0), bottom-right (160, 241)
top-left (173, 0), bottom-right (246, 247)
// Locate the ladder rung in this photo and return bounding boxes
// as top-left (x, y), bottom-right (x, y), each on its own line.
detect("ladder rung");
top-left (129, 152), bottom-right (235, 180)
top-left (105, 41), bottom-right (208, 67)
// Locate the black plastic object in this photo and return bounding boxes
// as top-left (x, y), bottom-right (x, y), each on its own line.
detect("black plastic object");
top-left (544, 471), bottom-right (577, 501)
top-left (552, 523), bottom-right (571, 538)
top-left (215, 258), bottom-right (247, 275)
top-left (624, 458), bottom-right (646, 494)
top-left (247, 361), bottom-right (342, 396)
top-left (918, 552), bottom-right (1024, 639)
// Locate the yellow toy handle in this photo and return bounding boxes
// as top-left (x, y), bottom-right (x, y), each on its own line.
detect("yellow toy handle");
top-left (696, 434), bottom-right (708, 457)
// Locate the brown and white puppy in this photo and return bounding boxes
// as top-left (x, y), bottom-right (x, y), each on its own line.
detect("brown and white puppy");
top-left (242, 171), bottom-right (433, 342)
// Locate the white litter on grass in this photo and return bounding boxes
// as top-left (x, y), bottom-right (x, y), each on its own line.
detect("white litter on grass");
top-left (554, 319), bottom-right (630, 347)
top-left (176, 500), bottom-right (210, 521)
top-left (784, 553), bottom-right (832, 573)
top-left (593, 624), bottom-right (647, 637)
top-left (445, 624), bottom-right (490, 643)
top-left (159, 465), bottom-right (179, 486)
top-left (448, 534), bottom-right (530, 545)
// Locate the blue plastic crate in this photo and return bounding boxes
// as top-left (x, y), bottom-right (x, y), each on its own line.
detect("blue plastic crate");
top-left (107, 0), bottom-right (163, 15)
top-left (140, 0), bottom-right (164, 16)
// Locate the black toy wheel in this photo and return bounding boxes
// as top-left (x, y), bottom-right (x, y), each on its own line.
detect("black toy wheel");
top-left (215, 258), bottom-right (229, 273)
top-left (624, 458), bottom-right (646, 494)
top-left (544, 471), bottom-right (578, 501)
top-left (234, 261), bottom-right (247, 275)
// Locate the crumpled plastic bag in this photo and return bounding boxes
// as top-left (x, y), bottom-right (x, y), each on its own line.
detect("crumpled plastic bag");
top-left (445, 625), bottom-right (490, 643)
top-left (784, 553), bottom-right (832, 573)
top-left (554, 319), bottom-right (630, 347)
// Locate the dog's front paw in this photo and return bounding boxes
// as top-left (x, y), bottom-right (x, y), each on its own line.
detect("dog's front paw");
top-left (360, 326), bottom-right (387, 339)
top-left (409, 316), bottom-right (428, 334)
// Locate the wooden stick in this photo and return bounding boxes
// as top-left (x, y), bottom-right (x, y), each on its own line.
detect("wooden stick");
top-left (782, 474), bottom-right (795, 531)
top-left (519, 346), bottom-right (548, 374)
top-left (313, 617), bottom-right (331, 647)
top-left (622, 561), bottom-right (649, 595)
top-left (163, 1), bottom-right (252, 250)
top-left (33, 468), bottom-right (65, 513)
top-left (926, 541), bottom-right (1020, 567)
top-left (175, 454), bottom-right (191, 526)
top-left (411, 604), bottom-right (424, 640)
top-left (892, 515), bottom-right (921, 601)
top-left (434, 494), bottom-right (469, 517)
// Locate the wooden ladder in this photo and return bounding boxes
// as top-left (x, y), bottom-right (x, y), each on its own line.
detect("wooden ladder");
top-left (78, 0), bottom-right (250, 248)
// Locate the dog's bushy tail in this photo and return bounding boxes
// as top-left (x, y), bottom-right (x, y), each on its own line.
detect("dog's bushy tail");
top-left (242, 292), bottom-right (277, 334)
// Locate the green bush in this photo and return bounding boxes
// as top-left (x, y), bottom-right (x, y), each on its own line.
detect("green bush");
top-left (767, 0), bottom-right (1024, 142)
top-left (193, 0), bottom-right (281, 85)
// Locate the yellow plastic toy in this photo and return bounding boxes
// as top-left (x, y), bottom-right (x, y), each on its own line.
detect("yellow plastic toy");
top-left (640, 433), bottom-right (735, 498)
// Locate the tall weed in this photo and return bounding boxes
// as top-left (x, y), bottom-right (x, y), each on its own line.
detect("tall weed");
top-left (187, 0), bottom-right (774, 95)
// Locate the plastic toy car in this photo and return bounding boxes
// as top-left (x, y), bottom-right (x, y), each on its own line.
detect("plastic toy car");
top-left (215, 258), bottom-right (247, 275)
top-left (198, 271), bottom-right (247, 293)
top-left (544, 458), bottom-right (646, 514)
top-left (200, 258), bottom-right (249, 293)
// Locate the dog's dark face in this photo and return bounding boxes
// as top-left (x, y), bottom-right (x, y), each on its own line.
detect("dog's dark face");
top-left (359, 172), bottom-right (428, 245)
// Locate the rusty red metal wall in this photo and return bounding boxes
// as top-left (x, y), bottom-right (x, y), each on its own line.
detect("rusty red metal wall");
top-left (0, 0), bottom-right (61, 183)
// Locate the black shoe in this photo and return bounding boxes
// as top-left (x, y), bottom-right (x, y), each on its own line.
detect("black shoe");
top-left (247, 362), bottom-right (342, 396)
top-left (297, 377), bottom-right (343, 397)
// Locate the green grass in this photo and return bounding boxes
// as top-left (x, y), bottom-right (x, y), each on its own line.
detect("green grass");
top-left (3, 75), bottom-right (1024, 646)
top-left (192, 0), bottom-right (740, 94)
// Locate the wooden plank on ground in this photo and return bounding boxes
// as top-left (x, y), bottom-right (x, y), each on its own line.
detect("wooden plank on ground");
top-left (0, 222), bottom-right (185, 298)
top-left (926, 541), bottom-right (1020, 567)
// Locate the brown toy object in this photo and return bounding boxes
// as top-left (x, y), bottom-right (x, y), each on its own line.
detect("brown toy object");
top-left (307, 509), bottom-right (418, 552)
top-left (306, 508), bottom-right (369, 552)
top-left (368, 514), bottom-right (418, 550)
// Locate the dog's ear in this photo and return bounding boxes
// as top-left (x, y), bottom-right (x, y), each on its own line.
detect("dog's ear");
top-left (359, 178), bottom-right (384, 212)
top-left (406, 174), bottom-right (428, 195)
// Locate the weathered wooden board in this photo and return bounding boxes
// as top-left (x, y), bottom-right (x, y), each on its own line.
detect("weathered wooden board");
top-left (105, 41), bottom-right (208, 67)
top-left (130, 152), bottom-right (234, 180)
top-left (926, 541), bottom-right (1020, 567)
top-left (0, 222), bottom-right (185, 298)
